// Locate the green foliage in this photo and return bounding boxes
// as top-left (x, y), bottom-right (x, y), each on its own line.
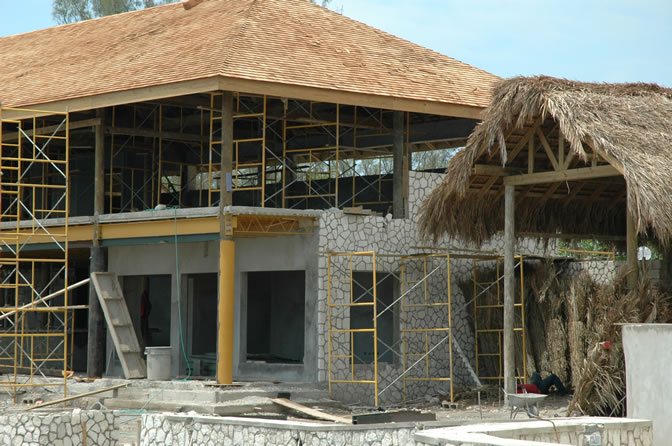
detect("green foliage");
top-left (52, 0), bottom-right (176, 24)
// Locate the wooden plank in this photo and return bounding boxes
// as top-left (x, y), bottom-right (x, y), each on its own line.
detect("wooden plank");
top-left (352, 410), bottom-right (435, 425)
top-left (472, 164), bottom-right (512, 177)
top-left (90, 273), bottom-right (146, 379)
top-left (25, 383), bottom-right (128, 411)
top-left (536, 128), bottom-right (560, 171)
top-left (271, 398), bottom-right (352, 424)
top-left (507, 116), bottom-right (544, 163)
top-left (0, 279), bottom-right (90, 322)
top-left (527, 135), bottom-right (535, 174)
top-left (503, 165), bottom-right (621, 186)
top-left (627, 196), bottom-right (638, 290)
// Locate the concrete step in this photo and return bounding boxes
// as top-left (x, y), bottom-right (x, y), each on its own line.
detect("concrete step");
top-left (115, 387), bottom-right (218, 404)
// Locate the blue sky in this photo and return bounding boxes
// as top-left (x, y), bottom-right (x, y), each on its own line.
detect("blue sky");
top-left (1, 0), bottom-right (671, 86)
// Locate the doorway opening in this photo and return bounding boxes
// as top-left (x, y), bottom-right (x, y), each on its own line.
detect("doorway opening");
top-left (246, 271), bottom-right (305, 364)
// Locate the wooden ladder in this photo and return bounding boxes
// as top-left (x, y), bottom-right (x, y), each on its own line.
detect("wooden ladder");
top-left (91, 272), bottom-right (147, 379)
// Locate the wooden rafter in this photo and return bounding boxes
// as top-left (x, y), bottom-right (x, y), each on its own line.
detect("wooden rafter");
top-left (536, 128), bottom-right (560, 171)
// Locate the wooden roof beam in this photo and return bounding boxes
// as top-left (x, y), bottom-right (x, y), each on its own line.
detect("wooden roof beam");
top-left (503, 165), bottom-right (621, 186)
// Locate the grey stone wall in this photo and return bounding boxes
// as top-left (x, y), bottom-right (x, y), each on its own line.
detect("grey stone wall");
top-left (141, 414), bottom-right (421, 446)
top-left (416, 417), bottom-right (653, 446)
top-left (0, 409), bottom-right (119, 446)
top-left (141, 414), bottom-right (651, 446)
top-left (317, 171), bottom-right (558, 405)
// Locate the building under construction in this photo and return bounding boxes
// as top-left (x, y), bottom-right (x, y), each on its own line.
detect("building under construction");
top-left (0, 0), bottom-right (563, 409)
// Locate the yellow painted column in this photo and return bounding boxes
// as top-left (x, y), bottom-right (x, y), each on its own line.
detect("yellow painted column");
top-left (217, 238), bottom-right (235, 384)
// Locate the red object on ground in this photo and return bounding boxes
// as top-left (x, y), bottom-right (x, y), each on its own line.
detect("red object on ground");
top-left (600, 341), bottom-right (613, 349)
top-left (517, 384), bottom-right (541, 394)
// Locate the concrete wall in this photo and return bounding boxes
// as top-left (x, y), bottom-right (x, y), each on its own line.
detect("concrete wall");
top-left (235, 234), bottom-right (319, 382)
top-left (107, 233), bottom-right (319, 382)
top-left (623, 323), bottom-right (672, 446)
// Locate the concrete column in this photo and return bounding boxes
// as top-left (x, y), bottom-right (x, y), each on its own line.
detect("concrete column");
top-left (87, 108), bottom-right (107, 378)
top-left (217, 92), bottom-right (235, 384)
top-left (392, 111), bottom-right (407, 219)
top-left (503, 184), bottom-right (516, 399)
top-left (627, 199), bottom-right (639, 290)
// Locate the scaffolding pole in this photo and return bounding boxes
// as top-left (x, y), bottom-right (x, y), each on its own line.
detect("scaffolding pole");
top-left (0, 107), bottom-right (71, 400)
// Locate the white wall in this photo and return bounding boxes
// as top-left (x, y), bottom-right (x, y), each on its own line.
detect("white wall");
top-left (623, 323), bottom-right (672, 446)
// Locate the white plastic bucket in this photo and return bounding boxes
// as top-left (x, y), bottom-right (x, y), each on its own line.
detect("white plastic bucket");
top-left (145, 346), bottom-right (172, 380)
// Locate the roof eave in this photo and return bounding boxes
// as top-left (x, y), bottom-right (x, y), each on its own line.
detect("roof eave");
top-left (2, 75), bottom-right (486, 120)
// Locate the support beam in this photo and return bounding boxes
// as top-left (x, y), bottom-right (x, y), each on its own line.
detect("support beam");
top-left (627, 197), bottom-right (638, 290)
top-left (503, 184), bottom-right (516, 400)
top-left (392, 111), bottom-right (407, 218)
top-left (217, 92), bottom-right (235, 385)
top-left (87, 108), bottom-right (107, 378)
top-left (503, 165), bottom-right (621, 187)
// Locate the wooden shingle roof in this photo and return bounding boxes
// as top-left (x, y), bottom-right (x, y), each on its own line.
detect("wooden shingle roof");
top-left (0, 0), bottom-right (498, 115)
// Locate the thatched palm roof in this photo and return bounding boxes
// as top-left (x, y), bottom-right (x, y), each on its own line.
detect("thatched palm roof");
top-left (419, 76), bottom-right (672, 245)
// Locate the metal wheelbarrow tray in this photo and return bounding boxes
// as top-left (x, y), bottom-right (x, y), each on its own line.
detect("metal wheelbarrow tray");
top-left (504, 392), bottom-right (547, 419)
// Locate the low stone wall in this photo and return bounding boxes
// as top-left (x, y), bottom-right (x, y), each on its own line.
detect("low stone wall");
top-left (141, 414), bottom-right (652, 446)
top-left (415, 417), bottom-right (653, 446)
top-left (141, 414), bottom-right (427, 446)
top-left (0, 409), bottom-right (120, 446)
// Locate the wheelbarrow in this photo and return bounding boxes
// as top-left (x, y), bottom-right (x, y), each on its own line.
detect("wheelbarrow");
top-left (503, 391), bottom-right (547, 419)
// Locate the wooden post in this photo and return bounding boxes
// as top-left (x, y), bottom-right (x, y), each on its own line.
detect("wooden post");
top-left (503, 184), bottom-right (516, 400)
top-left (87, 108), bottom-right (106, 378)
top-left (392, 111), bottom-right (406, 218)
top-left (217, 92), bottom-right (235, 384)
top-left (626, 200), bottom-right (638, 290)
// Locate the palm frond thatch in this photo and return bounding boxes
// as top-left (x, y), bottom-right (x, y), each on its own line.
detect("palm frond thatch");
top-left (419, 76), bottom-right (672, 246)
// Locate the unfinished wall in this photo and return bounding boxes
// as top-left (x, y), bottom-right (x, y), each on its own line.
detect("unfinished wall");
top-left (318, 171), bottom-right (557, 404)
top-left (623, 323), bottom-right (672, 446)
top-left (107, 233), bottom-right (319, 382)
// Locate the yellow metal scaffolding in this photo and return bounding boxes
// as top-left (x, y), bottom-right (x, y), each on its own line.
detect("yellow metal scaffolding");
top-left (400, 254), bottom-right (454, 402)
top-left (472, 256), bottom-right (526, 385)
top-left (0, 107), bottom-right (72, 400)
top-left (326, 251), bottom-right (456, 406)
top-left (282, 101), bottom-right (340, 209)
top-left (327, 251), bottom-right (379, 406)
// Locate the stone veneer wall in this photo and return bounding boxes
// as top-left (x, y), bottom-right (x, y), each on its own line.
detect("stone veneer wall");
top-left (141, 414), bottom-right (422, 446)
top-left (416, 417), bottom-right (653, 446)
top-left (0, 409), bottom-right (120, 446)
top-left (142, 414), bottom-right (652, 446)
top-left (318, 171), bottom-right (558, 405)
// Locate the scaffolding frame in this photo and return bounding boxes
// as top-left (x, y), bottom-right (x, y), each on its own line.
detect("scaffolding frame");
top-left (101, 96), bottom-right (406, 214)
top-left (0, 107), bottom-right (71, 400)
top-left (472, 255), bottom-right (526, 385)
top-left (399, 254), bottom-right (454, 402)
top-left (327, 251), bottom-right (379, 406)
top-left (326, 251), bottom-right (457, 406)
top-left (282, 101), bottom-right (341, 209)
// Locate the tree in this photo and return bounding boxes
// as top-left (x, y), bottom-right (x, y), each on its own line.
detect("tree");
top-left (52, 0), bottom-right (176, 24)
